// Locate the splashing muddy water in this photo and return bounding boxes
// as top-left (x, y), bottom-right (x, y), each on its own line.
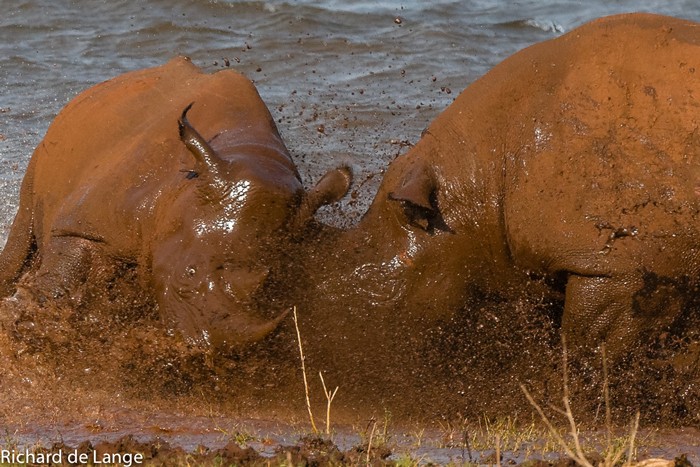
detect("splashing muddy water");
top-left (3, 1), bottom-right (700, 463)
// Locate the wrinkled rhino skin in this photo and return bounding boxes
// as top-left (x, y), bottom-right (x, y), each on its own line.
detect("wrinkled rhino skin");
top-left (317, 13), bottom-right (700, 360)
top-left (0, 57), bottom-right (351, 351)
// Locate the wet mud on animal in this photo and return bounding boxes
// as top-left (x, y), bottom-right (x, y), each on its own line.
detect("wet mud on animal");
top-left (1, 15), bottom-right (700, 446)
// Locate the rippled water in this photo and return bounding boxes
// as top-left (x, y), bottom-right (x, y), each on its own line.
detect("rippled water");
top-left (2, 1), bottom-right (700, 243)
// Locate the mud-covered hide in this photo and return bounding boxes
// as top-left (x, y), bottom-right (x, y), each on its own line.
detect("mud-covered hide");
top-left (0, 57), bottom-right (351, 352)
top-left (309, 13), bottom-right (700, 363)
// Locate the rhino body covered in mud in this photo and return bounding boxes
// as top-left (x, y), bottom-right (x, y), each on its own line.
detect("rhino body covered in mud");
top-left (300, 13), bottom-right (700, 363)
top-left (0, 57), bottom-right (350, 351)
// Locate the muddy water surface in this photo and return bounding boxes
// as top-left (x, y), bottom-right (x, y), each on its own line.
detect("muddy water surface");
top-left (3, 0), bottom-right (700, 463)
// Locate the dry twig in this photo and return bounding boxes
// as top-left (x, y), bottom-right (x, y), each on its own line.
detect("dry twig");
top-left (319, 371), bottom-right (339, 436)
top-left (520, 338), bottom-right (642, 467)
top-left (366, 418), bottom-right (377, 466)
top-left (292, 306), bottom-right (318, 434)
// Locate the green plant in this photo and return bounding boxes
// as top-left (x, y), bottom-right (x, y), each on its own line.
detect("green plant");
top-left (214, 425), bottom-right (256, 447)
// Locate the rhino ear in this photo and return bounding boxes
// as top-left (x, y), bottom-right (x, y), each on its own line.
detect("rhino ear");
top-left (295, 166), bottom-right (353, 226)
top-left (389, 162), bottom-right (436, 211)
top-left (389, 163), bottom-right (452, 234)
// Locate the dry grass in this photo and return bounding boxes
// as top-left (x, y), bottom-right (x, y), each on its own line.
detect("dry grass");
top-left (292, 306), bottom-right (319, 435)
top-left (292, 306), bottom-right (339, 437)
top-left (519, 340), bottom-right (669, 467)
top-left (320, 370), bottom-right (339, 436)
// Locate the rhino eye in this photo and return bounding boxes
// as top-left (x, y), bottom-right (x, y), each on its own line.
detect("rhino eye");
top-left (186, 266), bottom-right (197, 277)
top-left (398, 199), bottom-right (454, 236)
top-left (401, 202), bottom-right (433, 231)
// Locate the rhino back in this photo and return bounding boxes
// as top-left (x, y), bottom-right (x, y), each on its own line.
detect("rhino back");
top-left (414, 13), bottom-right (700, 279)
top-left (28, 57), bottom-right (275, 257)
top-left (502, 14), bottom-right (700, 278)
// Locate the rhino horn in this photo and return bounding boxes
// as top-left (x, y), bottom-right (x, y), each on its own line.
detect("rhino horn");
top-left (178, 103), bottom-right (228, 196)
top-left (211, 308), bottom-right (290, 350)
top-left (232, 308), bottom-right (290, 346)
top-left (228, 266), bottom-right (270, 300)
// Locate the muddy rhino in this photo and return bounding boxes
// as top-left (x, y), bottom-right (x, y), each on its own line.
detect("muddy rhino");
top-left (0, 57), bottom-right (351, 350)
top-left (312, 13), bottom-right (700, 361)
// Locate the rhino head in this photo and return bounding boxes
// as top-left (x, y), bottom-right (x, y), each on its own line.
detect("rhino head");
top-left (151, 104), bottom-right (351, 351)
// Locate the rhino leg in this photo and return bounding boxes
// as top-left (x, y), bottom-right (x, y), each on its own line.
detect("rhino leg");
top-left (562, 272), bottom-right (682, 361)
top-left (0, 210), bottom-right (35, 299)
top-left (16, 236), bottom-right (100, 307)
top-left (0, 159), bottom-right (37, 298)
top-left (0, 235), bottom-right (109, 346)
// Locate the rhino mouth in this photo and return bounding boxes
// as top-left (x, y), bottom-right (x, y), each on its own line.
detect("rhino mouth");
top-left (160, 274), bottom-right (284, 350)
top-left (353, 263), bottom-right (407, 306)
top-left (185, 305), bottom-right (288, 350)
top-left (317, 257), bottom-right (408, 308)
